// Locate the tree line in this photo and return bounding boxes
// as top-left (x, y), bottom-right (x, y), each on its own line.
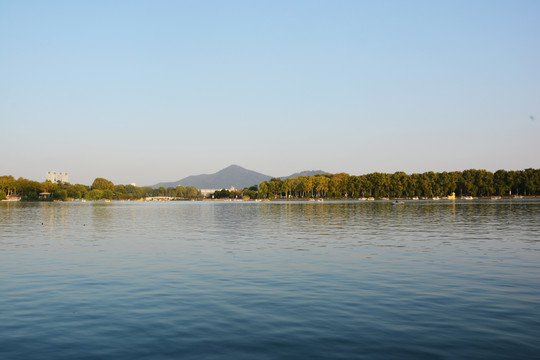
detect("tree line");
top-left (1, 169), bottom-right (539, 201)
top-left (0, 176), bottom-right (200, 201)
top-left (253, 169), bottom-right (540, 199)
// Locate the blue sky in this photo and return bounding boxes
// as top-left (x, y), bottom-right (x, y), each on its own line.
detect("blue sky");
top-left (1, 0), bottom-right (539, 186)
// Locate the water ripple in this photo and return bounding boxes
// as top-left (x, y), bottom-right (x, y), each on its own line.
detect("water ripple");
top-left (1, 200), bottom-right (539, 359)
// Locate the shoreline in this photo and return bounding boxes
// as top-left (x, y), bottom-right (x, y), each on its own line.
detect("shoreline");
top-left (4, 196), bottom-right (539, 203)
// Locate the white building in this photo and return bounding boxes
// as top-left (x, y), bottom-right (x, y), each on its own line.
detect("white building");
top-left (46, 171), bottom-right (69, 184)
top-left (200, 187), bottom-right (236, 197)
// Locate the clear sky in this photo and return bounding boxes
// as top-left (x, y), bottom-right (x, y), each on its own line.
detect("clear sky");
top-left (1, 0), bottom-right (539, 186)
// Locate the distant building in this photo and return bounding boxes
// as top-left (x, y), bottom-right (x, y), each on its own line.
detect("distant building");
top-left (200, 187), bottom-right (236, 197)
top-left (200, 189), bottom-right (220, 197)
top-left (46, 171), bottom-right (69, 184)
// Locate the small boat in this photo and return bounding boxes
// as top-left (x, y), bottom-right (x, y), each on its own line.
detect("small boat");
top-left (392, 200), bottom-right (405, 205)
top-left (447, 192), bottom-right (456, 200)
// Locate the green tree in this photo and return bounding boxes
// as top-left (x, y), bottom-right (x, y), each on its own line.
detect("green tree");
top-left (522, 168), bottom-right (540, 195)
top-left (86, 189), bottom-right (104, 200)
top-left (282, 178), bottom-right (294, 198)
top-left (16, 178), bottom-right (42, 199)
top-left (126, 184), bottom-right (143, 198)
top-left (65, 184), bottom-right (87, 199)
top-left (0, 175), bottom-right (17, 196)
top-left (369, 173), bottom-right (390, 198)
top-left (140, 187), bottom-right (153, 197)
top-left (314, 175), bottom-right (329, 198)
top-left (242, 188), bottom-right (257, 199)
top-left (114, 184), bottom-right (127, 198)
top-left (41, 181), bottom-right (59, 197)
top-left (458, 170), bottom-right (478, 196)
top-left (507, 171), bottom-right (521, 195)
top-left (327, 176), bottom-right (339, 197)
top-left (390, 172), bottom-right (407, 198)
top-left (185, 187), bottom-right (199, 198)
top-left (494, 170), bottom-right (509, 196)
top-left (475, 169), bottom-right (494, 196)
top-left (337, 173), bottom-right (351, 197)
top-left (166, 187), bottom-right (176, 197)
top-left (269, 178), bottom-right (282, 198)
top-left (436, 172), bottom-right (452, 197)
top-left (258, 181), bottom-right (269, 199)
top-left (175, 185), bottom-right (186, 197)
top-left (56, 190), bottom-right (68, 201)
top-left (213, 189), bottom-right (233, 198)
top-left (92, 178), bottom-right (114, 191)
top-left (425, 171), bottom-right (440, 197)
top-left (303, 176), bottom-right (314, 198)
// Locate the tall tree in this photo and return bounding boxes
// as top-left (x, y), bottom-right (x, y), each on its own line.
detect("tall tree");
top-left (92, 178), bottom-right (114, 191)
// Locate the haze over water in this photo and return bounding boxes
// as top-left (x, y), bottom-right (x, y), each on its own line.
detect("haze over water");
top-left (1, 199), bottom-right (539, 359)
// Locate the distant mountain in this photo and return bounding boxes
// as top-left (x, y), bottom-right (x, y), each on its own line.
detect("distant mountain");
top-left (152, 165), bottom-right (272, 189)
top-left (281, 170), bottom-right (328, 179)
top-left (152, 165), bottom-right (329, 189)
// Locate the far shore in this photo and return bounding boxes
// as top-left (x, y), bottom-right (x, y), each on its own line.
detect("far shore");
top-left (4, 195), bottom-right (539, 204)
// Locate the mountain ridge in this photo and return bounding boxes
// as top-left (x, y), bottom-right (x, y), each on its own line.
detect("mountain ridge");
top-left (280, 170), bottom-right (328, 179)
top-left (152, 165), bottom-right (327, 189)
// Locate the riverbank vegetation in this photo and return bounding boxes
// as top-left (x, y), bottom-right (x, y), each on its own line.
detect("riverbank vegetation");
top-left (1, 169), bottom-right (539, 201)
top-left (254, 169), bottom-right (540, 200)
top-left (0, 175), bottom-right (200, 201)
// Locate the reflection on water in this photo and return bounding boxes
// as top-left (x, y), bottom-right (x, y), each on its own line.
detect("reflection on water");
top-left (1, 200), bottom-right (539, 359)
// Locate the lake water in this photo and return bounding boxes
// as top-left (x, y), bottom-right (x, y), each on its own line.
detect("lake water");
top-left (1, 199), bottom-right (539, 359)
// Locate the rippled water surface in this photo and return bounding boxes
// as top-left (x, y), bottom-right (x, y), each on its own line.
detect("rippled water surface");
top-left (1, 200), bottom-right (539, 359)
